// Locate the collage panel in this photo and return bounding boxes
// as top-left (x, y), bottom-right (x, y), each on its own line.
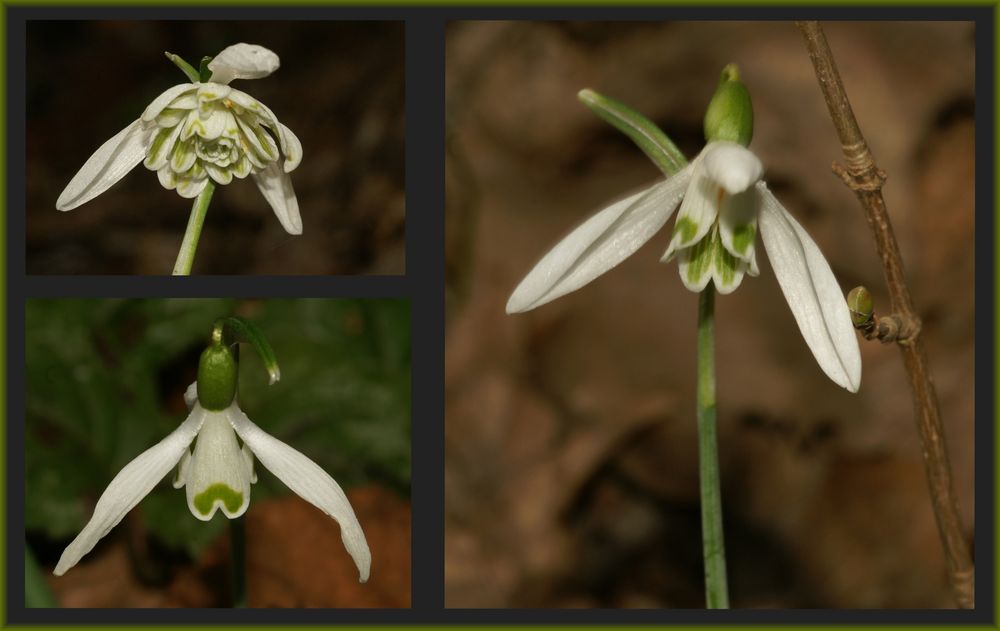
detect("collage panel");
top-left (444, 20), bottom-right (976, 609)
top-left (27, 21), bottom-right (405, 275)
top-left (25, 298), bottom-right (411, 607)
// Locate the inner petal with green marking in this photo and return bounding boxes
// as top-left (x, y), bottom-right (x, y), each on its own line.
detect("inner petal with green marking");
top-left (184, 409), bottom-right (253, 521)
top-left (193, 483), bottom-right (245, 517)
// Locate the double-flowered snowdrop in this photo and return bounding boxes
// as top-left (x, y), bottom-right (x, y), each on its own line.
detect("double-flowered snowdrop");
top-left (54, 324), bottom-right (369, 581)
top-left (56, 43), bottom-right (303, 235)
top-left (506, 67), bottom-right (861, 392)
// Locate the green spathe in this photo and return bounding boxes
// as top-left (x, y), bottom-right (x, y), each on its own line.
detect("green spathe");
top-left (703, 64), bottom-right (754, 147)
top-left (197, 343), bottom-right (237, 410)
top-left (193, 482), bottom-right (245, 517)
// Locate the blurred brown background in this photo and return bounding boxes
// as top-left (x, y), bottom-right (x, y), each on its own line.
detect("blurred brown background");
top-left (28, 21), bottom-right (405, 275)
top-left (445, 21), bottom-right (975, 608)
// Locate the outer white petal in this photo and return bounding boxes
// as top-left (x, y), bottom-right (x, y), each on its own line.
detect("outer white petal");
top-left (278, 123), bottom-right (302, 172)
top-left (141, 84), bottom-right (198, 122)
top-left (757, 183), bottom-right (861, 392)
top-left (184, 382), bottom-right (198, 410)
top-left (208, 44), bottom-right (280, 85)
top-left (185, 410), bottom-right (253, 521)
top-left (53, 409), bottom-right (206, 575)
top-left (702, 141), bottom-right (763, 195)
top-left (252, 162), bottom-right (302, 235)
top-left (506, 164), bottom-right (695, 313)
top-left (228, 407), bottom-right (371, 583)
top-left (56, 120), bottom-right (154, 211)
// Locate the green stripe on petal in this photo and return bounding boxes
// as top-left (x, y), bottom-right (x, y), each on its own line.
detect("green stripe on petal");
top-left (674, 216), bottom-right (700, 243)
top-left (144, 124), bottom-right (183, 170)
top-left (170, 140), bottom-right (198, 173)
top-left (730, 223), bottom-right (756, 256)
top-left (712, 228), bottom-right (746, 294)
top-left (678, 234), bottom-right (714, 292)
top-left (193, 483), bottom-right (244, 517)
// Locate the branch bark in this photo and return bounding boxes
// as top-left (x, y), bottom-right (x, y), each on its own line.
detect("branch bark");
top-left (796, 20), bottom-right (974, 609)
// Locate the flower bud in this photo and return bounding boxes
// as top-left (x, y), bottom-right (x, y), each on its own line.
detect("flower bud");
top-left (703, 64), bottom-right (754, 147)
top-left (847, 286), bottom-right (874, 327)
top-left (197, 341), bottom-right (237, 410)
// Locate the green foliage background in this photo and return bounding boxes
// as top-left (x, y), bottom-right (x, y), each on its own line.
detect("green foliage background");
top-left (26, 298), bottom-right (410, 559)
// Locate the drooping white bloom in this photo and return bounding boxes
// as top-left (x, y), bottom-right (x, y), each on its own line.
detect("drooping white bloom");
top-left (56, 43), bottom-right (303, 235)
top-left (506, 141), bottom-right (861, 393)
top-left (53, 384), bottom-right (370, 581)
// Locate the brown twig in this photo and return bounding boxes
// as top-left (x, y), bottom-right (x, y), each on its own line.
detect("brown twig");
top-left (796, 21), bottom-right (974, 608)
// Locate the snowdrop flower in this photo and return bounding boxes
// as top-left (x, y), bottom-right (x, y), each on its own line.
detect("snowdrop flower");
top-left (506, 139), bottom-right (861, 392)
top-left (54, 337), bottom-right (369, 581)
top-left (56, 43), bottom-right (303, 235)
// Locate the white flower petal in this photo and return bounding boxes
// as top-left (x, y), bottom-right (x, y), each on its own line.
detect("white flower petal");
top-left (242, 443), bottom-right (258, 484)
top-left (56, 119), bottom-right (153, 211)
top-left (278, 123), bottom-right (302, 172)
top-left (157, 166), bottom-right (177, 191)
top-left (228, 407), bottom-right (371, 583)
top-left (227, 88), bottom-right (296, 162)
top-left (185, 409), bottom-right (253, 521)
top-left (141, 84), bottom-right (198, 122)
top-left (717, 188), bottom-right (758, 262)
top-left (204, 161), bottom-right (233, 186)
top-left (234, 115), bottom-right (277, 166)
top-left (507, 164), bottom-right (695, 313)
top-left (757, 183), bottom-right (861, 392)
top-left (676, 231), bottom-right (714, 293)
top-left (661, 158), bottom-right (718, 262)
top-left (208, 43), bottom-right (280, 85)
top-left (53, 409), bottom-right (206, 575)
top-left (196, 83), bottom-right (231, 119)
top-left (176, 174), bottom-right (209, 199)
top-left (747, 248), bottom-right (760, 277)
top-left (170, 139), bottom-right (198, 172)
top-left (252, 162), bottom-right (302, 235)
top-left (184, 382), bottom-right (198, 410)
top-left (712, 241), bottom-right (747, 295)
top-left (143, 123), bottom-right (184, 171)
top-left (702, 141), bottom-right (763, 195)
top-left (173, 448), bottom-right (192, 489)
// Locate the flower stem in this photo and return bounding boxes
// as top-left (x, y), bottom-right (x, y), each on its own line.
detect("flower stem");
top-left (697, 287), bottom-right (729, 608)
top-left (797, 20), bottom-right (973, 609)
top-left (171, 181), bottom-right (216, 275)
top-left (230, 516), bottom-right (247, 607)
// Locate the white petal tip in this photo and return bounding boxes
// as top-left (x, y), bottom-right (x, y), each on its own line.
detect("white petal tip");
top-left (505, 297), bottom-right (526, 314)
